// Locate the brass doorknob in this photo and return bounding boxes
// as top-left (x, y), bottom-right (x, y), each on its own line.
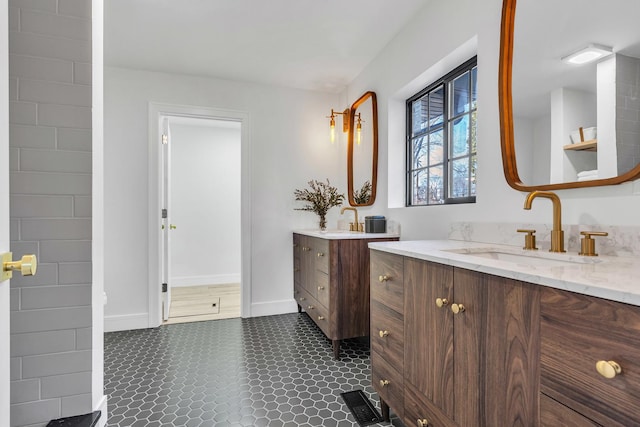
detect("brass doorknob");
top-left (417, 419), bottom-right (430, 427)
top-left (378, 275), bottom-right (389, 282)
top-left (451, 303), bottom-right (465, 314)
top-left (2, 253), bottom-right (37, 281)
top-left (379, 330), bottom-right (389, 338)
top-left (596, 360), bottom-right (622, 379)
top-left (379, 379), bottom-right (390, 387)
top-left (169, 224), bottom-right (177, 230)
top-left (435, 298), bottom-right (449, 308)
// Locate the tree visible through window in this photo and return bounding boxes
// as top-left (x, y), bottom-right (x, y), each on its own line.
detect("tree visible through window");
top-left (407, 57), bottom-right (477, 206)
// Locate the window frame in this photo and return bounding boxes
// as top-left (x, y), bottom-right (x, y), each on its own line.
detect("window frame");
top-left (405, 56), bottom-right (477, 207)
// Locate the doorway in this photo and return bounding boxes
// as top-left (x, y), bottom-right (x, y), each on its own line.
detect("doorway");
top-left (162, 116), bottom-right (242, 324)
top-left (148, 103), bottom-right (251, 328)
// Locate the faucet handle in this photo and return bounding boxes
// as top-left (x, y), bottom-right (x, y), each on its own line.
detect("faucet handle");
top-left (517, 229), bottom-right (538, 250)
top-left (579, 231), bottom-right (608, 256)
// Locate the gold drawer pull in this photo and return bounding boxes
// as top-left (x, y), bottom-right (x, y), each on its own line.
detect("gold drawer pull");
top-left (294, 268), bottom-right (300, 272)
top-left (317, 252), bottom-right (324, 257)
top-left (596, 360), bottom-right (622, 379)
top-left (299, 297), bottom-right (305, 301)
top-left (318, 286), bottom-right (325, 291)
top-left (379, 330), bottom-right (389, 338)
top-left (302, 247), bottom-right (310, 251)
top-left (417, 419), bottom-right (430, 427)
top-left (378, 275), bottom-right (389, 282)
top-left (307, 305), bottom-right (314, 310)
top-left (435, 298), bottom-right (449, 308)
top-left (317, 316), bottom-right (325, 321)
top-left (379, 379), bottom-right (390, 387)
top-left (451, 303), bottom-right (465, 314)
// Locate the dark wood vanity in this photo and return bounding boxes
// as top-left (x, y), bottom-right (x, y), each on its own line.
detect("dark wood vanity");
top-left (293, 232), bottom-right (398, 359)
top-left (370, 248), bottom-right (640, 426)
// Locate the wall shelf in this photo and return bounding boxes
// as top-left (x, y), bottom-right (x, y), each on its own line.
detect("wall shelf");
top-left (564, 139), bottom-right (597, 152)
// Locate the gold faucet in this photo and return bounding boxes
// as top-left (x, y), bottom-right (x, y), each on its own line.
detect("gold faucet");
top-left (340, 207), bottom-right (362, 232)
top-left (523, 191), bottom-right (565, 253)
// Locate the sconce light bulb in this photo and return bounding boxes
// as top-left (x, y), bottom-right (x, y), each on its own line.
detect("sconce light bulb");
top-left (330, 124), bottom-right (336, 144)
top-left (356, 124), bottom-right (362, 145)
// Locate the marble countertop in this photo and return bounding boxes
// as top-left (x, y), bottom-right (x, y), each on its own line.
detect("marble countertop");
top-left (294, 229), bottom-right (400, 240)
top-left (368, 240), bottom-right (640, 307)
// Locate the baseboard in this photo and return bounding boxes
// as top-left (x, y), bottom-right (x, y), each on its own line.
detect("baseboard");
top-left (94, 395), bottom-right (108, 427)
top-left (250, 298), bottom-right (298, 318)
top-left (104, 313), bottom-right (149, 332)
top-left (170, 274), bottom-right (241, 287)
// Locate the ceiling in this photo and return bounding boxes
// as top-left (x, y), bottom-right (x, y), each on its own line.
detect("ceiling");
top-left (104, 0), bottom-right (430, 93)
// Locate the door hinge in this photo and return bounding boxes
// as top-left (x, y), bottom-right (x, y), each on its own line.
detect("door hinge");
top-left (162, 283), bottom-right (167, 292)
top-left (162, 134), bottom-right (168, 145)
top-left (162, 208), bottom-right (167, 218)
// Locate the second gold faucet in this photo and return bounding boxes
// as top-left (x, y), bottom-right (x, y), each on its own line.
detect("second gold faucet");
top-left (340, 207), bottom-right (363, 232)
top-left (523, 191), bottom-right (565, 253)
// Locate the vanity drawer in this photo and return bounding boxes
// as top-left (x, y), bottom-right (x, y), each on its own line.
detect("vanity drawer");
top-left (370, 250), bottom-right (404, 313)
top-left (540, 393), bottom-right (599, 427)
top-left (315, 272), bottom-right (330, 308)
top-left (370, 300), bottom-right (403, 371)
top-left (307, 299), bottom-right (331, 338)
top-left (372, 350), bottom-right (404, 419)
top-left (313, 237), bottom-right (330, 274)
top-left (541, 287), bottom-right (640, 426)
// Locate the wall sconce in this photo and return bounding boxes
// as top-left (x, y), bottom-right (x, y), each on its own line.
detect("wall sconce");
top-left (561, 44), bottom-right (613, 65)
top-left (327, 108), bottom-right (349, 144)
top-left (355, 113), bottom-right (363, 145)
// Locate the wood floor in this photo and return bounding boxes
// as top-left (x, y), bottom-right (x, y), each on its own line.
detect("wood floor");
top-left (163, 283), bottom-right (240, 325)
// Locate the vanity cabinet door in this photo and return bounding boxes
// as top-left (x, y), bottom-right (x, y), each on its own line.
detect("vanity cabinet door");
top-left (404, 258), bottom-right (456, 422)
top-left (541, 287), bottom-right (640, 427)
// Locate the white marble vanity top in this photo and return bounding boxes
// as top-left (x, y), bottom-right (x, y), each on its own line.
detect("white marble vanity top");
top-left (294, 229), bottom-right (400, 240)
top-left (369, 240), bottom-right (640, 307)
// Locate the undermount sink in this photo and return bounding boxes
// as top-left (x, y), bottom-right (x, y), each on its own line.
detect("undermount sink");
top-left (444, 248), bottom-right (600, 268)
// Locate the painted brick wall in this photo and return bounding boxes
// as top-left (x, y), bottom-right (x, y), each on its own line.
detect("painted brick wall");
top-left (8, 0), bottom-right (92, 425)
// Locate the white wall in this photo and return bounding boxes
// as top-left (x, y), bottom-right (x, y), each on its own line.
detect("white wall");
top-left (104, 67), bottom-right (343, 330)
top-left (345, 0), bottom-right (640, 241)
top-left (169, 122), bottom-right (241, 286)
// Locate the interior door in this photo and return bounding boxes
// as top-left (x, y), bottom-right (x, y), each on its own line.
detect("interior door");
top-left (1, 0), bottom-right (11, 420)
top-left (161, 117), bottom-right (172, 321)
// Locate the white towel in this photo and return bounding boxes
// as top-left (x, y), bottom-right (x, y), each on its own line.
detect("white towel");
top-left (577, 170), bottom-right (598, 178)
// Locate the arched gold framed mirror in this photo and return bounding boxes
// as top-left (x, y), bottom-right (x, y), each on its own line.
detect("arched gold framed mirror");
top-left (499, 0), bottom-right (640, 191)
top-left (347, 91), bottom-right (378, 206)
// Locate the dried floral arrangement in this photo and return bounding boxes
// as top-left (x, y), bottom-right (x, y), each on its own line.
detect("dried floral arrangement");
top-left (294, 179), bottom-right (345, 230)
top-left (353, 180), bottom-right (372, 205)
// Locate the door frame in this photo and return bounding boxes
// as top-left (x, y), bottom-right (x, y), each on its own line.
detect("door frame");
top-left (147, 103), bottom-right (251, 327)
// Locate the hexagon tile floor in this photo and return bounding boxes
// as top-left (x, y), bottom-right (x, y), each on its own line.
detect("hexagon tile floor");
top-left (104, 313), bottom-right (404, 427)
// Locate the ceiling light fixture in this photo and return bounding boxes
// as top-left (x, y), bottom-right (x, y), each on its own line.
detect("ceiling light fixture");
top-left (327, 108), bottom-right (349, 144)
top-left (561, 44), bottom-right (613, 65)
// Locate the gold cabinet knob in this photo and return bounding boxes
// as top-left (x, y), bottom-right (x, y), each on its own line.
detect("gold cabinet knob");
top-left (294, 268), bottom-right (300, 272)
top-left (379, 379), bottom-right (390, 387)
top-left (417, 419), bottom-right (430, 427)
top-left (2, 253), bottom-right (37, 281)
top-left (379, 330), bottom-right (389, 338)
top-left (317, 252), bottom-right (324, 257)
top-left (378, 275), bottom-right (389, 282)
top-left (299, 297), bottom-right (306, 301)
top-left (435, 298), bottom-right (449, 308)
top-left (293, 243), bottom-right (298, 247)
top-left (451, 303), bottom-right (465, 314)
top-left (302, 247), bottom-right (310, 251)
top-left (317, 286), bottom-right (325, 291)
top-left (307, 305), bottom-right (314, 310)
top-left (169, 224), bottom-right (177, 230)
top-left (318, 316), bottom-right (325, 321)
top-left (596, 360), bottom-right (622, 379)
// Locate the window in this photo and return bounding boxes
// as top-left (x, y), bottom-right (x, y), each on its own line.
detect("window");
top-left (406, 57), bottom-right (477, 206)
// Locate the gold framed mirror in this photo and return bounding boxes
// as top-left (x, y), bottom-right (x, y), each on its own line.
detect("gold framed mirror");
top-left (499, 0), bottom-right (640, 191)
top-left (347, 91), bottom-right (378, 206)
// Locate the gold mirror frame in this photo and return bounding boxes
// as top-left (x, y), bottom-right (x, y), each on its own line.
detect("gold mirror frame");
top-left (499, 0), bottom-right (640, 191)
top-left (347, 91), bottom-right (378, 206)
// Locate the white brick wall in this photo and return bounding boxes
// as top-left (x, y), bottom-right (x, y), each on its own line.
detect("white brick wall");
top-left (8, 0), bottom-right (92, 425)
